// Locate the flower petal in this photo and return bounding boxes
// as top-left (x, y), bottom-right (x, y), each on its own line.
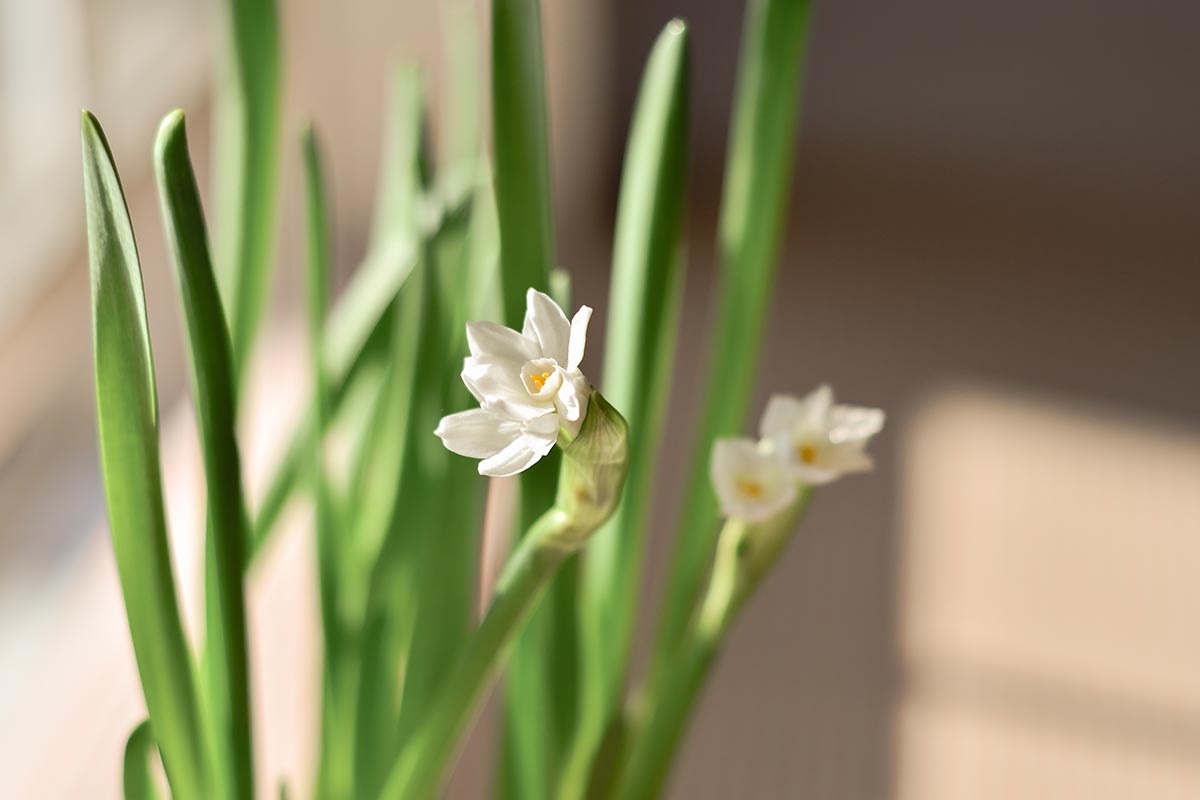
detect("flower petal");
top-left (553, 370), bottom-right (588, 422)
top-left (466, 320), bottom-right (538, 363)
top-left (828, 405), bottom-right (885, 444)
top-left (710, 437), bottom-right (796, 522)
top-left (759, 385), bottom-right (833, 442)
top-left (567, 305), bottom-right (592, 371)
top-left (463, 357), bottom-right (552, 420)
top-left (523, 288), bottom-right (571, 364)
top-left (478, 423), bottom-right (558, 477)
top-left (435, 408), bottom-right (522, 459)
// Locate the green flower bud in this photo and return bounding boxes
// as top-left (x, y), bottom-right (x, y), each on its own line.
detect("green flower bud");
top-left (546, 390), bottom-right (630, 548)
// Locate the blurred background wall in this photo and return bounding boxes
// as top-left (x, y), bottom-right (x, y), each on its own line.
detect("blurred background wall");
top-left (1, 0), bottom-right (1198, 797)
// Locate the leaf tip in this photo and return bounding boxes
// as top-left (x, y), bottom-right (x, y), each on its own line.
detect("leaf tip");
top-left (154, 109), bottom-right (189, 166)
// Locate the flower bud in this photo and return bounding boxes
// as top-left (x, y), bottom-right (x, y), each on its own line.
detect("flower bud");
top-left (546, 390), bottom-right (630, 547)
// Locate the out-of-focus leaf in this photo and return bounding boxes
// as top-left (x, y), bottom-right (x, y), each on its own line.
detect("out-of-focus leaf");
top-left (301, 124), bottom-right (357, 800)
top-left (491, 0), bottom-right (555, 323)
top-left (246, 68), bottom-right (426, 567)
top-left (82, 110), bottom-right (210, 800)
top-left (492, 1), bottom-right (566, 795)
top-left (213, 0), bottom-right (282, 384)
top-left (564, 21), bottom-right (690, 798)
top-left (348, 68), bottom-right (434, 800)
top-left (122, 720), bottom-right (163, 800)
top-left (155, 110), bottom-right (254, 800)
top-left (441, 0), bottom-right (483, 207)
top-left (651, 0), bottom-right (813, 682)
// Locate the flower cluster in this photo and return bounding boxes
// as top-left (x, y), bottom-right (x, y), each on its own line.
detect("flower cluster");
top-left (711, 385), bottom-right (884, 522)
top-left (436, 289), bottom-right (593, 477)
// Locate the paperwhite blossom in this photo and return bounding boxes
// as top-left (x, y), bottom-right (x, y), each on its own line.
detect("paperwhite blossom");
top-left (435, 288), bottom-right (593, 477)
top-left (759, 384), bottom-right (884, 485)
top-left (710, 438), bottom-right (796, 523)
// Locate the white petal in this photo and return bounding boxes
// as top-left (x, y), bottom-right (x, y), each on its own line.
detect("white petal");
top-left (824, 441), bottom-right (875, 474)
top-left (463, 358), bottom-right (552, 421)
top-left (567, 305), bottom-right (592, 371)
top-left (435, 408), bottom-right (522, 459)
top-left (828, 405), bottom-right (885, 444)
top-left (759, 385), bottom-right (834, 442)
top-left (710, 438), bottom-right (796, 522)
top-left (523, 288), bottom-right (571, 364)
top-left (789, 462), bottom-right (841, 486)
top-left (553, 370), bottom-right (588, 422)
top-left (478, 424), bottom-right (558, 477)
top-left (466, 320), bottom-right (538, 363)
top-left (520, 357), bottom-right (564, 399)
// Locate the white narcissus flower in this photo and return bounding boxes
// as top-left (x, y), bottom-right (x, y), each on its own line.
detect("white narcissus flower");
top-left (436, 288), bottom-right (593, 477)
top-left (759, 384), bottom-right (885, 485)
top-left (710, 438), bottom-right (796, 523)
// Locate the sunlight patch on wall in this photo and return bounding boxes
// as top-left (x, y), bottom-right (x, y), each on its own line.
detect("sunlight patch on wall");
top-left (895, 386), bottom-right (1200, 799)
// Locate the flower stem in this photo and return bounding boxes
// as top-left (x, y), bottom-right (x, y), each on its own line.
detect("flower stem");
top-left (378, 511), bottom-right (572, 800)
top-left (619, 490), bottom-right (813, 799)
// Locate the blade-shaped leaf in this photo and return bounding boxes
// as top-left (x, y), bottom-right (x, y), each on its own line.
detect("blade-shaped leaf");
top-left (492, 0), bottom-right (555, 324)
top-left (213, 0), bottom-right (282, 384)
top-left (155, 110), bottom-right (254, 800)
top-left (301, 125), bottom-right (358, 800)
top-left (82, 109), bottom-right (210, 800)
top-left (491, 1), bottom-right (568, 795)
top-left (122, 720), bottom-right (164, 800)
top-left (652, 0), bottom-right (813, 681)
top-left (246, 68), bottom-right (426, 567)
top-left (565, 21), bottom-right (690, 797)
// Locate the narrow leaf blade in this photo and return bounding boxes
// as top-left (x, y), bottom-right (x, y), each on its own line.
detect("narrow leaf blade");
top-left (155, 110), bottom-right (254, 800)
top-left (653, 0), bottom-right (813, 679)
top-left (82, 109), bottom-right (210, 800)
top-left (123, 720), bottom-right (163, 800)
top-left (214, 0), bottom-right (282, 383)
top-left (566, 21), bottom-right (690, 796)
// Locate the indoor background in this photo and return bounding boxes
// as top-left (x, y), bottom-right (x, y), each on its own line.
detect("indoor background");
top-left (2, 0), bottom-right (1198, 797)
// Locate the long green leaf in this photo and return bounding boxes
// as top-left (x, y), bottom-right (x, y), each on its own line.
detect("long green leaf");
top-left (492, 0), bottom-right (555, 323)
top-left (214, 0), bottom-right (282, 384)
top-left (563, 21), bottom-right (690, 798)
top-left (651, 0), bottom-right (813, 681)
top-left (123, 720), bottom-right (163, 800)
top-left (491, 1), bottom-right (566, 795)
top-left (82, 110), bottom-right (210, 800)
top-left (155, 110), bottom-right (254, 800)
top-left (348, 69), bottom-right (434, 799)
top-left (245, 67), bottom-right (430, 567)
top-left (301, 125), bottom-right (356, 800)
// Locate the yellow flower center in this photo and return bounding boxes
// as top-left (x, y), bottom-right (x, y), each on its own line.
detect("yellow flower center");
top-left (798, 444), bottom-right (817, 464)
top-left (736, 479), bottom-right (764, 500)
top-left (529, 371), bottom-right (552, 391)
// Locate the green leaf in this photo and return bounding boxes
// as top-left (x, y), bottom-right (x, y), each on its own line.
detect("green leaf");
top-left (213, 0), bottom-right (282, 384)
top-left (491, 1), bottom-right (568, 795)
top-left (379, 392), bottom-right (630, 800)
top-left (301, 124), bottom-right (357, 800)
top-left (563, 21), bottom-right (690, 798)
top-left (651, 0), bottom-right (813, 683)
top-left (492, 0), bottom-right (556, 324)
top-left (123, 720), bottom-right (163, 800)
top-left (246, 68), bottom-right (426, 567)
top-left (346, 69), bottom-right (437, 799)
top-left (82, 109), bottom-right (210, 800)
top-left (154, 110), bottom-right (254, 800)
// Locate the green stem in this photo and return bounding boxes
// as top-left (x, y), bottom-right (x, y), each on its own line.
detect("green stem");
top-left (378, 512), bottom-right (572, 800)
top-left (620, 490), bottom-right (813, 799)
top-left (652, 0), bottom-right (813, 679)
